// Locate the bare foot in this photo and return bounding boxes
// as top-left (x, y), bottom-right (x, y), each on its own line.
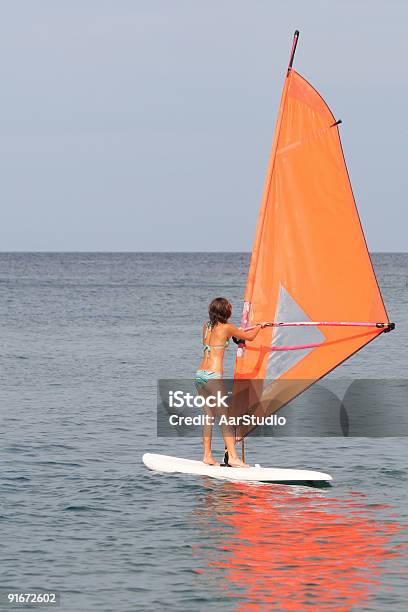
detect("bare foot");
top-left (203, 455), bottom-right (220, 466)
top-left (228, 457), bottom-right (250, 468)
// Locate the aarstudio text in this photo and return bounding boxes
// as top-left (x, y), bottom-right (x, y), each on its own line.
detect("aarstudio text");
top-left (168, 414), bottom-right (287, 427)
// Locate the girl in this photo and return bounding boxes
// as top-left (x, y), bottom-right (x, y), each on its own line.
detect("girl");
top-left (195, 297), bottom-right (265, 467)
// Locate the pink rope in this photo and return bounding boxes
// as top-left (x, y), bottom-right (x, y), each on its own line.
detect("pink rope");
top-left (269, 341), bottom-right (323, 351)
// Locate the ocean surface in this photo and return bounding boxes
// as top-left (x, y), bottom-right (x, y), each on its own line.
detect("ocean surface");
top-left (1, 252), bottom-right (407, 612)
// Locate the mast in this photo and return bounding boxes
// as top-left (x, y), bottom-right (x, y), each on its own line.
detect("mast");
top-left (239, 30), bottom-right (301, 338)
top-left (235, 31), bottom-right (301, 461)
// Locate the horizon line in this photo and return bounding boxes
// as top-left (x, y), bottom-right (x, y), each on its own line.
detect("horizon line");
top-left (0, 250), bottom-right (406, 255)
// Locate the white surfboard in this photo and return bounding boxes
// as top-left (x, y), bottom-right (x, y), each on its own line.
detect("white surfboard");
top-left (142, 453), bottom-right (332, 486)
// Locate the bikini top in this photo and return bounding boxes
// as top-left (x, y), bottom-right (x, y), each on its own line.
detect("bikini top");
top-left (203, 322), bottom-right (229, 354)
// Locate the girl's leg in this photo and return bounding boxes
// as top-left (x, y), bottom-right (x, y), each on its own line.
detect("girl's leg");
top-left (196, 379), bottom-right (219, 465)
top-left (207, 378), bottom-right (249, 468)
top-left (220, 430), bottom-right (249, 468)
top-left (202, 406), bottom-right (219, 465)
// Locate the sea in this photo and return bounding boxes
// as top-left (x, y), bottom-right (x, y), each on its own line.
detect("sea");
top-left (1, 252), bottom-right (407, 612)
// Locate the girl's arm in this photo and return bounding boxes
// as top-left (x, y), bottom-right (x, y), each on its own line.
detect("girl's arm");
top-left (227, 323), bottom-right (264, 342)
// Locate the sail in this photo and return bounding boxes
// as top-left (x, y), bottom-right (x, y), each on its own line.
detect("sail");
top-left (233, 33), bottom-right (391, 437)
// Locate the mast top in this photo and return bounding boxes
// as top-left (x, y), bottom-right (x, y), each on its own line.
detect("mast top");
top-left (287, 30), bottom-right (300, 74)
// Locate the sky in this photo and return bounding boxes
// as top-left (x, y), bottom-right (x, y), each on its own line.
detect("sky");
top-left (1, 0), bottom-right (407, 251)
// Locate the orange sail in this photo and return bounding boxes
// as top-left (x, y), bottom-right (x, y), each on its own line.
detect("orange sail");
top-left (233, 32), bottom-right (392, 432)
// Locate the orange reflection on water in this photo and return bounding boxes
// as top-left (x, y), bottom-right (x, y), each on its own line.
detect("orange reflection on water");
top-left (193, 482), bottom-right (407, 610)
